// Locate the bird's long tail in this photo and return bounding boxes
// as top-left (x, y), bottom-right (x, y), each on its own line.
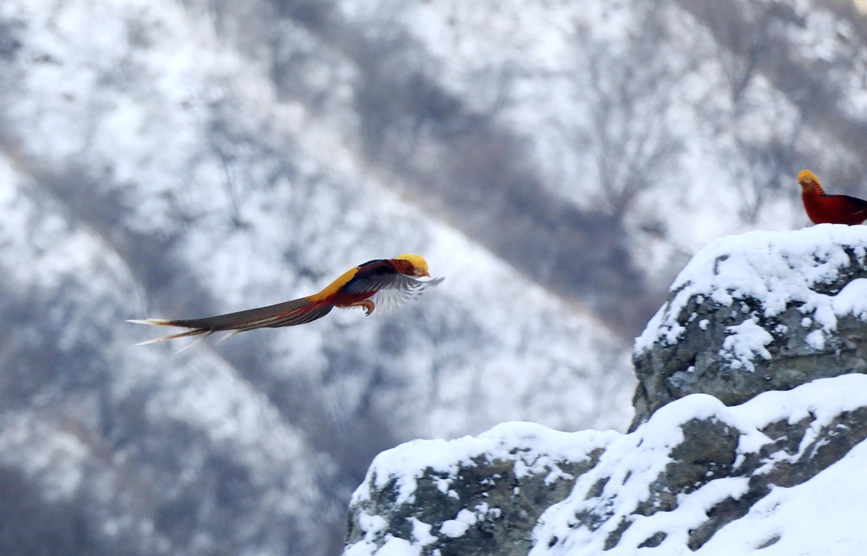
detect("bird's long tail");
top-left (128, 297), bottom-right (333, 347)
top-left (126, 319), bottom-right (217, 349)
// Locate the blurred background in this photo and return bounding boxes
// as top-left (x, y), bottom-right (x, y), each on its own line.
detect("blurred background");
top-left (1, 0), bottom-right (865, 554)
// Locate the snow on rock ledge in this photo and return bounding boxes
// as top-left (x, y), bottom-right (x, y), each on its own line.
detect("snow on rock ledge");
top-left (344, 375), bottom-right (867, 555)
top-left (632, 225), bottom-right (867, 429)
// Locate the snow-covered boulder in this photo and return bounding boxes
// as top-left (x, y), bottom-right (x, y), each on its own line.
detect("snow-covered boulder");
top-left (632, 226), bottom-right (867, 429)
top-left (345, 375), bottom-right (867, 555)
top-left (345, 423), bottom-right (614, 556)
top-left (345, 227), bottom-right (867, 555)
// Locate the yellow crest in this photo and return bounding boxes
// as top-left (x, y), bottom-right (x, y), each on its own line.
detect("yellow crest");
top-left (798, 169), bottom-right (819, 184)
top-left (396, 253), bottom-right (430, 274)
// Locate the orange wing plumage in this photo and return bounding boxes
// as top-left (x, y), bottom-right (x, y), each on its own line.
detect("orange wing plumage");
top-left (129, 254), bottom-right (443, 347)
top-left (798, 169), bottom-right (867, 226)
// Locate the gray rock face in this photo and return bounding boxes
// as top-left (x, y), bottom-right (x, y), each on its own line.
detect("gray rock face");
top-left (631, 227), bottom-right (867, 430)
top-left (344, 228), bottom-right (867, 555)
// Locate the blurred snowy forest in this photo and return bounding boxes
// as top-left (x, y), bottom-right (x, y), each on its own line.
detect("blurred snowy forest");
top-left (1, 0), bottom-right (866, 554)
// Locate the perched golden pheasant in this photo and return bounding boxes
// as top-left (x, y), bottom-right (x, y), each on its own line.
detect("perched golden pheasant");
top-left (798, 169), bottom-right (867, 225)
top-left (130, 254), bottom-right (444, 346)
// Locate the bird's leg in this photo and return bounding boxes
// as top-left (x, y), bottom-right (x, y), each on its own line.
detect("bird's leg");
top-left (349, 300), bottom-right (375, 315)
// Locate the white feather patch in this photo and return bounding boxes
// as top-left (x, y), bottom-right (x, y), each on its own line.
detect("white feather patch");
top-left (370, 276), bottom-right (445, 314)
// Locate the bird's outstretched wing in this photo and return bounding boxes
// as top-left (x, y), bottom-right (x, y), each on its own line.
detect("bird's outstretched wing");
top-left (364, 275), bottom-right (445, 313)
top-left (128, 297), bottom-right (333, 346)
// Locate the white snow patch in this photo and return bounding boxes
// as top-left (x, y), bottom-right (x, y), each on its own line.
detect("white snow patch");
top-left (804, 329), bottom-right (825, 350)
top-left (719, 319), bottom-right (773, 372)
top-left (345, 536), bottom-right (421, 556)
top-left (831, 278), bottom-right (867, 320)
top-left (410, 518), bottom-right (437, 547)
top-left (439, 509), bottom-right (477, 538)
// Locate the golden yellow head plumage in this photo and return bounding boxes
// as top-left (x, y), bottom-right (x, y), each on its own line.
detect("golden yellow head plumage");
top-left (396, 253), bottom-right (430, 277)
top-left (798, 169), bottom-right (817, 182)
top-left (798, 169), bottom-right (821, 192)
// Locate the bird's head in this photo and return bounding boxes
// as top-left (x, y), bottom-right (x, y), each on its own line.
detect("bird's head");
top-left (798, 169), bottom-right (821, 193)
top-left (396, 253), bottom-right (431, 277)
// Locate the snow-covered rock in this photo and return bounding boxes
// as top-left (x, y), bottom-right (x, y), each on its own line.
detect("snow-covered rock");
top-left (345, 374), bottom-right (867, 555)
top-left (345, 228), bottom-right (867, 555)
top-left (633, 225), bottom-right (867, 429)
top-left (346, 422), bottom-right (615, 556)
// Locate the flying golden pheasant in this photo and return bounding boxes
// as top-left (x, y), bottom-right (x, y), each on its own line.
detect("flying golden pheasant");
top-left (798, 169), bottom-right (867, 225)
top-left (130, 254), bottom-right (444, 346)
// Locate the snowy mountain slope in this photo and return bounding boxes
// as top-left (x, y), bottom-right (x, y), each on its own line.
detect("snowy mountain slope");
top-left (0, 153), bottom-right (327, 554)
top-left (1, 0), bottom-right (633, 429)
